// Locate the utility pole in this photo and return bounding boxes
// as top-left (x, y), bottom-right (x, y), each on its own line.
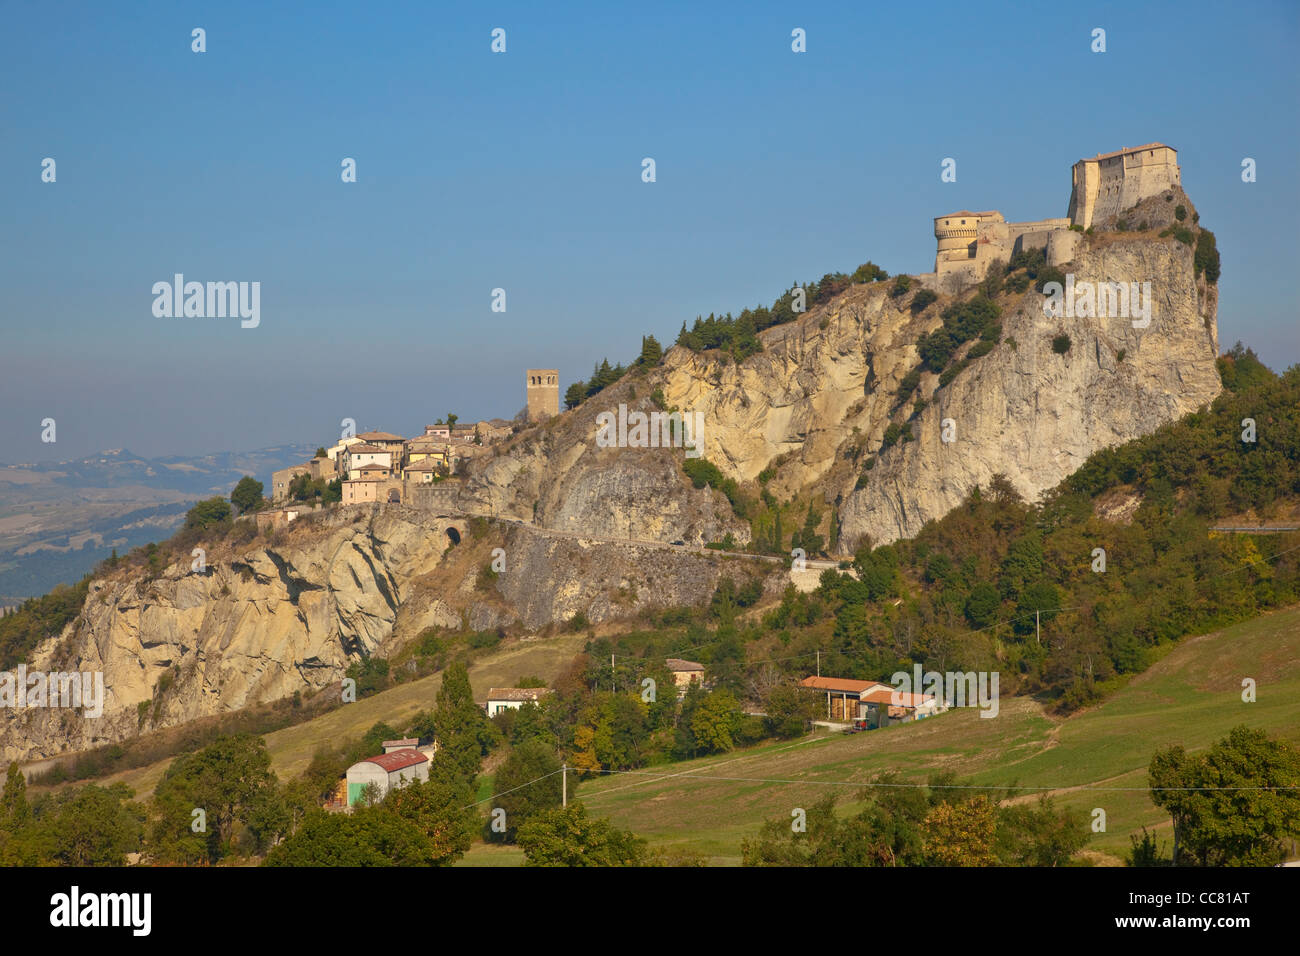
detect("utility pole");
top-left (562, 763), bottom-right (567, 807)
top-left (1036, 610), bottom-right (1040, 647)
top-left (816, 650), bottom-right (820, 677)
top-left (612, 653), bottom-right (616, 693)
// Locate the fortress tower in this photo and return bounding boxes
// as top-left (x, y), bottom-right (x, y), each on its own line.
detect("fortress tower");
top-left (934, 210), bottom-right (1004, 273)
top-left (1068, 143), bottom-right (1180, 230)
top-left (526, 369), bottom-right (559, 421)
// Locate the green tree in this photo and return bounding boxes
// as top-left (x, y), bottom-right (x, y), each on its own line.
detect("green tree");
top-left (185, 496), bottom-right (232, 530)
top-left (1148, 725), bottom-right (1300, 866)
top-left (515, 803), bottom-right (648, 866)
top-left (964, 582), bottom-right (1001, 628)
top-left (0, 762), bottom-right (29, 832)
top-left (431, 661), bottom-right (494, 782)
top-left (382, 775), bottom-right (478, 865)
top-left (638, 335), bottom-right (663, 368)
top-left (488, 739), bottom-right (565, 842)
top-left (263, 807), bottom-right (431, 866)
top-left (691, 689), bottom-right (741, 754)
top-left (34, 783), bottom-right (144, 866)
top-left (150, 734), bottom-right (278, 863)
top-left (230, 475), bottom-right (264, 514)
top-left (995, 797), bottom-right (1089, 866)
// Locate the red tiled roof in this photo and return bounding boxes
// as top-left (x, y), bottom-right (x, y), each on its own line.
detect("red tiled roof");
top-left (666, 658), bottom-right (704, 672)
top-left (861, 688), bottom-right (933, 707)
top-left (798, 676), bottom-right (886, 695)
top-left (357, 749), bottom-right (427, 772)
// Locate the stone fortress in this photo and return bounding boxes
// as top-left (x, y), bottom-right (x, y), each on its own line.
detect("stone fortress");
top-left (920, 143), bottom-right (1181, 293)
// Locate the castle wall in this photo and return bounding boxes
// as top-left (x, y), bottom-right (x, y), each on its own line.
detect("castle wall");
top-left (1069, 146), bottom-right (1179, 228)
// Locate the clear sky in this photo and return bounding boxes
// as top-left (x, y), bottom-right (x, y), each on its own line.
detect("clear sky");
top-left (2, 0), bottom-right (1296, 462)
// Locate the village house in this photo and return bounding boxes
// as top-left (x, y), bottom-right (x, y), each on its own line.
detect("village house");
top-left (339, 443), bottom-right (393, 479)
top-left (484, 687), bottom-right (551, 717)
top-left (402, 457), bottom-right (447, 484)
top-left (270, 463), bottom-right (313, 502)
top-left (341, 476), bottom-right (398, 504)
top-left (308, 455), bottom-right (337, 481)
top-left (859, 686), bottom-right (942, 726)
top-left (324, 435), bottom-right (364, 462)
top-left (404, 436), bottom-right (452, 470)
top-left (356, 430), bottom-right (406, 462)
top-left (666, 658), bottom-right (705, 696)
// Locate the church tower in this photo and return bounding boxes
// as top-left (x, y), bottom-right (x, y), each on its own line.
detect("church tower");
top-left (526, 369), bottom-right (559, 421)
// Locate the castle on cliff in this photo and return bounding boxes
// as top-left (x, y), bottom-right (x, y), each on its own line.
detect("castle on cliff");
top-left (921, 143), bottom-right (1181, 293)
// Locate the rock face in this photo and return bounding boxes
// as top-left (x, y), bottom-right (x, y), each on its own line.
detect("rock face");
top-left (455, 398), bottom-right (750, 547)
top-left (1, 507), bottom-right (463, 762)
top-left (654, 229), bottom-right (1220, 551)
top-left (0, 506), bottom-right (762, 761)
top-left (841, 235), bottom-right (1219, 548)
top-left (2, 214), bottom-right (1221, 764)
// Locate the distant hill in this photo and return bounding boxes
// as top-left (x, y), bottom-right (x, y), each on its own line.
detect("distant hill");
top-left (0, 443), bottom-right (316, 603)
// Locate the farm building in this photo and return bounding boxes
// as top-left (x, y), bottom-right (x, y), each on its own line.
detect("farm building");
top-left (798, 676), bottom-right (890, 721)
top-left (345, 748), bottom-right (429, 807)
top-left (484, 687), bottom-right (551, 716)
top-left (859, 687), bottom-right (943, 726)
top-left (798, 675), bottom-right (943, 726)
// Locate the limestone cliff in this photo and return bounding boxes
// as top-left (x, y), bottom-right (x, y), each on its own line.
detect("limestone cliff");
top-left (648, 228), bottom-right (1219, 551)
top-left (4, 212), bottom-right (1221, 764)
top-left (1, 506), bottom-right (756, 761)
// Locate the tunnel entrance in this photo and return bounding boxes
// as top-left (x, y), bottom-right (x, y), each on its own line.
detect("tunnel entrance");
top-left (445, 526), bottom-right (461, 546)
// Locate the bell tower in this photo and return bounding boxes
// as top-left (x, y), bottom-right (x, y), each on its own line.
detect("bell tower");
top-left (526, 369), bottom-right (559, 421)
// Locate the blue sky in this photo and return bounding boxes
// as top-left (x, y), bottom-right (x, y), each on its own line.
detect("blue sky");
top-left (2, 0), bottom-right (1297, 461)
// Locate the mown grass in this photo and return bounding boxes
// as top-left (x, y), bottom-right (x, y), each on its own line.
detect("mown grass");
top-left (574, 604), bottom-right (1300, 865)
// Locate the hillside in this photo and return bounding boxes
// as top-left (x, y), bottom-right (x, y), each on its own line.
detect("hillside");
top-left (458, 208), bottom-right (1220, 551)
top-left (0, 204), bottom-right (1257, 768)
top-left (569, 604), bottom-right (1300, 865)
top-left (55, 599), bottom-right (1300, 866)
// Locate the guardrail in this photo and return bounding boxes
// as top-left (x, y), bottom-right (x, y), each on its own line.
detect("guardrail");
top-left (1209, 526), bottom-right (1300, 534)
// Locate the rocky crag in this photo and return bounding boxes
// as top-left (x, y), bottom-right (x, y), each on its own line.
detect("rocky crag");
top-left (4, 191), bottom-right (1221, 762)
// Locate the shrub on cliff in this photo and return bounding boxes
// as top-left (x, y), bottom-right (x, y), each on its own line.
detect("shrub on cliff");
top-left (909, 289), bottom-right (938, 313)
top-left (1194, 228), bottom-right (1220, 283)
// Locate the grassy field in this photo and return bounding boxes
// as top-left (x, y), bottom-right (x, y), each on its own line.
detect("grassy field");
top-left (568, 604), bottom-right (1300, 865)
top-left (99, 631), bottom-right (589, 796)
top-left (93, 604), bottom-right (1300, 867)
